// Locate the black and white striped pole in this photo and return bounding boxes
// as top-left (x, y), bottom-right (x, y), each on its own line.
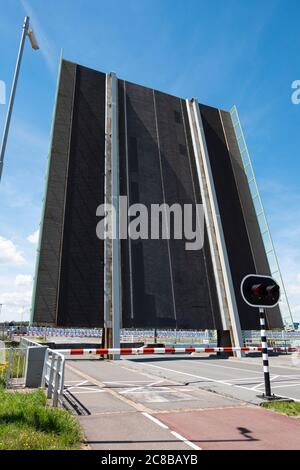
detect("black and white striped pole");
top-left (259, 307), bottom-right (272, 398)
top-left (241, 274), bottom-right (281, 400)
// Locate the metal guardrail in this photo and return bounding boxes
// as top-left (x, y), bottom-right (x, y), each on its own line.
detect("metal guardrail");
top-left (41, 348), bottom-right (65, 407)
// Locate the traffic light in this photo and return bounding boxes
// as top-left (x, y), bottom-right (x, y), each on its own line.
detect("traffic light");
top-left (241, 275), bottom-right (280, 308)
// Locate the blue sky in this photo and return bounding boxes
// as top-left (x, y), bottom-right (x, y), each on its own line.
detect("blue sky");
top-left (0, 0), bottom-right (299, 323)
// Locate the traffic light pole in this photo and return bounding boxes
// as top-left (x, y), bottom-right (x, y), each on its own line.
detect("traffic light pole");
top-left (259, 307), bottom-right (272, 399)
top-left (241, 275), bottom-right (286, 402)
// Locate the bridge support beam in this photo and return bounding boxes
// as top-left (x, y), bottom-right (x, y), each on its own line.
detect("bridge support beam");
top-left (103, 72), bottom-right (121, 359)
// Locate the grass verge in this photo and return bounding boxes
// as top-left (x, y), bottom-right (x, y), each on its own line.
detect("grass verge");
top-left (261, 401), bottom-right (300, 416)
top-left (0, 387), bottom-right (82, 449)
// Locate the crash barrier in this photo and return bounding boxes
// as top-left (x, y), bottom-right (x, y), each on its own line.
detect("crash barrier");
top-left (41, 348), bottom-right (65, 407)
top-left (57, 346), bottom-right (298, 356)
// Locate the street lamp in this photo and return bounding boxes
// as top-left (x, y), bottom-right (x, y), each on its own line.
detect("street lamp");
top-left (0, 16), bottom-right (39, 183)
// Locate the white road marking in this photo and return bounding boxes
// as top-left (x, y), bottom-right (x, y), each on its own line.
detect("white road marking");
top-left (142, 363), bottom-right (238, 387)
top-left (74, 380), bottom-right (88, 387)
top-left (249, 383), bottom-right (264, 391)
top-left (271, 375), bottom-right (280, 381)
top-left (71, 390), bottom-right (105, 394)
top-left (221, 376), bottom-right (264, 383)
top-left (103, 380), bottom-right (154, 383)
top-left (65, 380), bottom-right (88, 389)
top-left (67, 386), bottom-right (104, 392)
top-left (142, 412), bottom-right (169, 429)
top-left (105, 379), bottom-right (195, 403)
top-left (272, 374), bottom-right (300, 379)
top-left (186, 361), bottom-right (262, 375)
top-left (64, 380), bottom-right (85, 384)
top-left (142, 363), bottom-right (300, 401)
top-left (121, 380), bottom-right (164, 394)
top-left (249, 375), bottom-right (279, 391)
top-left (142, 412), bottom-right (201, 450)
top-left (121, 384), bottom-right (196, 403)
top-left (171, 431), bottom-right (202, 451)
top-left (271, 383), bottom-right (300, 389)
top-left (120, 388), bottom-right (195, 394)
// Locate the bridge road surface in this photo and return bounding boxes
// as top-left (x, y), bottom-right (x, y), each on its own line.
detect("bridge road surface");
top-left (64, 355), bottom-right (300, 450)
top-left (125, 353), bottom-right (300, 403)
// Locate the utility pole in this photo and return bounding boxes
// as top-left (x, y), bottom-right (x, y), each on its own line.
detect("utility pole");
top-left (0, 16), bottom-right (39, 182)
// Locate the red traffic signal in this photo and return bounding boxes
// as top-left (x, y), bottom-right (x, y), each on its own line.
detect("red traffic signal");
top-left (241, 275), bottom-right (280, 308)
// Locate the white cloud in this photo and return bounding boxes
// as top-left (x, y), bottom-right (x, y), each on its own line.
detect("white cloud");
top-left (287, 274), bottom-right (300, 296)
top-left (0, 290), bottom-right (32, 322)
top-left (15, 274), bottom-right (33, 287)
top-left (293, 305), bottom-right (300, 316)
top-left (0, 236), bottom-right (25, 265)
top-left (0, 272), bottom-right (33, 322)
top-left (1, 290), bottom-right (32, 305)
top-left (27, 229), bottom-right (39, 244)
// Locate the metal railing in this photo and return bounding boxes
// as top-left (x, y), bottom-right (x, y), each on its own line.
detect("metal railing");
top-left (19, 336), bottom-right (43, 348)
top-left (0, 338), bottom-right (65, 406)
top-left (24, 326), bottom-right (219, 345)
top-left (0, 347), bottom-right (27, 388)
top-left (41, 348), bottom-right (65, 407)
top-left (243, 330), bottom-right (300, 346)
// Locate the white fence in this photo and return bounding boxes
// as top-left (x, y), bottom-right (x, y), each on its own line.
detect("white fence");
top-left (41, 349), bottom-right (65, 407)
top-left (24, 327), bottom-right (216, 343)
top-left (27, 327), bottom-right (101, 338)
top-left (15, 326), bottom-right (300, 348)
top-left (243, 330), bottom-right (300, 347)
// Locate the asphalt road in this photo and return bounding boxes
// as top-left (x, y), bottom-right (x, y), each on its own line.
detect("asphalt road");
top-left (124, 353), bottom-right (300, 403)
top-left (64, 353), bottom-right (300, 450)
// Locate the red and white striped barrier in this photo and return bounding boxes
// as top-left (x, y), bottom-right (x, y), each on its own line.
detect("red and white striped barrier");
top-left (57, 346), bottom-right (298, 356)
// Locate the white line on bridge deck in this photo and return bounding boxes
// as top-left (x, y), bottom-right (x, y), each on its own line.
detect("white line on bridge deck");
top-left (141, 363), bottom-right (300, 402)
